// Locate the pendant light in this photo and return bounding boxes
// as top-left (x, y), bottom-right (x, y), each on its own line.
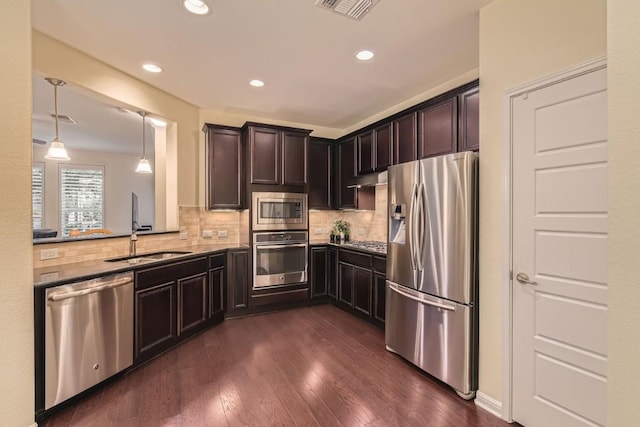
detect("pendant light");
top-left (135, 111), bottom-right (153, 174)
top-left (44, 78), bottom-right (70, 161)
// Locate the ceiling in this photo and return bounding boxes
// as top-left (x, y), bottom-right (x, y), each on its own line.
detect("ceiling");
top-left (32, 74), bottom-right (156, 155)
top-left (31, 0), bottom-right (491, 131)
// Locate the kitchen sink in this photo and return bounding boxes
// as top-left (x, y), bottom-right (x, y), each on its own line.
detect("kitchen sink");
top-left (105, 251), bottom-right (192, 263)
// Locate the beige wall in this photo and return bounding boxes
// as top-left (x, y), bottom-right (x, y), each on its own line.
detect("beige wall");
top-left (608, 0), bottom-right (640, 425)
top-left (478, 0), bottom-right (606, 404)
top-left (0, 2), bottom-right (34, 426)
top-left (32, 31), bottom-right (200, 207)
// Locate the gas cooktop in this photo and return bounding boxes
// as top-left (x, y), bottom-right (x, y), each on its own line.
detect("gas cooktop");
top-left (341, 240), bottom-right (387, 254)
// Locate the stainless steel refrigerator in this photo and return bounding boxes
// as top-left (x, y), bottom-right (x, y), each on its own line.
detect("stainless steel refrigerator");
top-left (386, 151), bottom-right (478, 399)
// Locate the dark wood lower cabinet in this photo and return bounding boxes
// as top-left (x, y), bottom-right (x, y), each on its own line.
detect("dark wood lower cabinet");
top-left (373, 272), bottom-right (386, 325)
top-left (333, 247), bottom-right (386, 330)
top-left (328, 247), bottom-right (338, 299)
top-left (338, 262), bottom-right (354, 306)
top-left (353, 265), bottom-right (372, 316)
top-left (178, 273), bottom-right (208, 336)
top-left (310, 246), bottom-right (328, 298)
top-left (134, 255), bottom-right (223, 365)
top-left (209, 266), bottom-right (224, 319)
top-left (227, 249), bottom-right (249, 313)
top-left (135, 282), bottom-right (177, 362)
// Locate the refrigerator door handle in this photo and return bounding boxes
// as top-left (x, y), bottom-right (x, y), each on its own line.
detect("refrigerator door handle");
top-left (408, 183), bottom-right (418, 271)
top-left (388, 283), bottom-right (456, 312)
top-left (416, 181), bottom-right (427, 273)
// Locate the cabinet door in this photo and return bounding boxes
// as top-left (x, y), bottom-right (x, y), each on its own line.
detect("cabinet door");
top-left (353, 265), bottom-right (372, 316)
top-left (374, 122), bottom-right (393, 171)
top-left (308, 139), bottom-right (333, 209)
top-left (282, 131), bottom-right (308, 186)
top-left (310, 246), bottom-right (328, 298)
top-left (339, 138), bottom-right (357, 209)
top-left (228, 250), bottom-right (249, 311)
top-left (418, 97), bottom-right (458, 159)
top-left (458, 87), bottom-right (479, 152)
top-left (339, 262), bottom-right (354, 306)
top-left (178, 273), bottom-right (208, 336)
top-left (373, 272), bottom-right (386, 323)
top-left (209, 267), bottom-right (225, 320)
top-left (204, 125), bottom-right (243, 209)
top-left (135, 282), bottom-right (177, 361)
top-left (328, 248), bottom-right (338, 299)
top-left (357, 130), bottom-right (375, 175)
top-left (393, 112), bottom-right (418, 164)
top-left (249, 127), bottom-right (280, 184)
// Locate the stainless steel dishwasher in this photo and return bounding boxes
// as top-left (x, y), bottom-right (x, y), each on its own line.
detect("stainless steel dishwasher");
top-left (45, 271), bottom-right (134, 409)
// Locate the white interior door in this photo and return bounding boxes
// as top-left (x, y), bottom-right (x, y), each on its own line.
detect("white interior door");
top-left (512, 65), bottom-right (608, 427)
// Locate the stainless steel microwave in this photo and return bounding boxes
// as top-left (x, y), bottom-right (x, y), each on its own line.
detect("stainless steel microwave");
top-left (252, 192), bottom-right (308, 231)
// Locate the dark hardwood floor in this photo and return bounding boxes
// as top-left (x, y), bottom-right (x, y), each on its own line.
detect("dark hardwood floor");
top-left (42, 305), bottom-right (511, 426)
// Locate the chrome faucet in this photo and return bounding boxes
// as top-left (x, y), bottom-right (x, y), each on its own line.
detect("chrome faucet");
top-left (129, 231), bottom-right (138, 257)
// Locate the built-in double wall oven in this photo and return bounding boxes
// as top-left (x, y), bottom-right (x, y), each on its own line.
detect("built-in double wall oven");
top-left (252, 192), bottom-right (308, 290)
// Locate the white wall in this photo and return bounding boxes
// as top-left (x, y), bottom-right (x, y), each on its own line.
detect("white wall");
top-left (33, 145), bottom-right (155, 235)
top-left (32, 31), bottom-right (198, 209)
top-left (607, 0), bottom-right (640, 424)
top-left (478, 0), bottom-right (606, 405)
top-left (0, 1), bottom-right (34, 426)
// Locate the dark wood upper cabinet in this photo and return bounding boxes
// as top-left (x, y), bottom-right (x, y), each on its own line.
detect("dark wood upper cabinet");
top-left (393, 112), bottom-right (418, 164)
top-left (245, 123), bottom-right (310, 187)
top-left (338, 138), bottom-right (357, 209)
top-left (308, 137), bottom-right (333, 210)
top-left (249, 126), bottom-right (280, 185)
top-left (458, 87), bottom-right (480, 152)
top-left (418, 97), bottom-right (458, 159)
top-left (282, 131), bottom-right (308, 185)
top-left (374, 122), bottom-right (393, 171)
top-left (203, 124), bottom-right (243, 209)
top-left (357, 130), bottom-right (375, 175)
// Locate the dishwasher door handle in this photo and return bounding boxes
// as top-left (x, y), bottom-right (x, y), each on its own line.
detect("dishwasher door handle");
top-left (48, 277), bottom-right (133, 302)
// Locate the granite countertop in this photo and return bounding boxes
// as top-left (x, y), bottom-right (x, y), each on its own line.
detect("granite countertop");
top-left (310, 240), bottom-right (387, 256)
top-left (33, 242), bottom-right (249, 288)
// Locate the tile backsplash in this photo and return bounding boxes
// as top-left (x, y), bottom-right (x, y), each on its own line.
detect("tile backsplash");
top-left (33, 187), bottom-right (388, 268)
top-left (309, 186), bottom-right (387, 242)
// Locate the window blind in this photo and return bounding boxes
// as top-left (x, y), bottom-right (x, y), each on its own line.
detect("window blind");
top-left (60, 166), bottom-right (104, 236)
top-left (32, 165), bottom-right (43, 229)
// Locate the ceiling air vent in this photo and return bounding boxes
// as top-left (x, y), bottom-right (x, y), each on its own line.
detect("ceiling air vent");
top-left (49, 113), bottom-right (77, 124)
top-left (314, 0), bottom-right (379, 21)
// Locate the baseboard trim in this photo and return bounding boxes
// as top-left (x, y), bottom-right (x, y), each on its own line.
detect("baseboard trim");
top-left (475, 391), bottom-right (503, 420)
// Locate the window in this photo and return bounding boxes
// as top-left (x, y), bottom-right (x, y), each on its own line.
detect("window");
top-left (60, 165), bottom-right (104, 236)
top-left (32, 163), bottom-right (44, 229)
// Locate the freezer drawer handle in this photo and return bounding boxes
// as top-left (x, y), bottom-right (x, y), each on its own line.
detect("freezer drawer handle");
top-left (389, 284), bottom-right (456, 312)
top-left (48, 277), bottom-right (133, 302)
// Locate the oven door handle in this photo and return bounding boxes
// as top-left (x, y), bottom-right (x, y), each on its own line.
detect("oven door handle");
top-left (255, 243), bottom-right (308, 250)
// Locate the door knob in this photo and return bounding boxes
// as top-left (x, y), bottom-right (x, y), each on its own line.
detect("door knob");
top-left (515, 272), bottom-right (538, 286)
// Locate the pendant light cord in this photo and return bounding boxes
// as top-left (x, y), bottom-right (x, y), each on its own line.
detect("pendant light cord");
top-left (141, 112), bottom-right (146, 158)
top-left (54, 84), bottom-right (60, 140)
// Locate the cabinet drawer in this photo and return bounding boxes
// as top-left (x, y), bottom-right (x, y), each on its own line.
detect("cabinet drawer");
top-left (373, 256), bottom-right (386, 274)
top-left (209, 253), bottom-right (225, 269)
top-left (339, 249), bottom-right (371, 268)
top-left (136, 257), bottom-right (208, 290)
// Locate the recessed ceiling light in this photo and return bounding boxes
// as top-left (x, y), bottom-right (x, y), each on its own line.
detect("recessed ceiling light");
top-left (356, 50), bottom-right (375, 61)
top-left (183, 0), bottom-right (210, 15)
top-left (149, 117), bottom-right (167, 127)
top-left (142, 63), bottom-right (163, 73)
top-left (249, 79), bottom-right (265, 88)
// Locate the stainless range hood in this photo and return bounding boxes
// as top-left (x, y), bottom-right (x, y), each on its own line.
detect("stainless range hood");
top-left (347, 170), bottom-right (388, 188)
